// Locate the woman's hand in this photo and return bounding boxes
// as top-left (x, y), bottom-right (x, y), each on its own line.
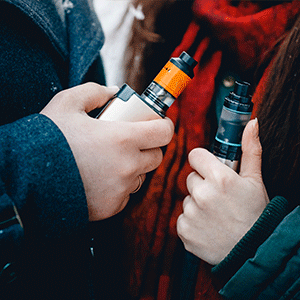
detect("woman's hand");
top-left (177, 119), bottom-right (269, 265)
top-left (41, 83), bottom-right (174, 221)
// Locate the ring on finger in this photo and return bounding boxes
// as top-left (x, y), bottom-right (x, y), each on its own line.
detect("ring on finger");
top-left (131, 174), bottom-right (145, 194)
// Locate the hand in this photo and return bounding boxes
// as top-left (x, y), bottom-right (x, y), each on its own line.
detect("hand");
top-left (177, 118), bottom-right (269, 265)
top-left (41, 83), bottom-right (174, 221)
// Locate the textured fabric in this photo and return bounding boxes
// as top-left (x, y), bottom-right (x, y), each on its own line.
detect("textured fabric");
top-left (211, 196), bottom-right (290, 286)
top-left (0, 114), bottom-right (88, 238)
top-left (122, 1), bottom-right (300, 299)
top-left (219, 206), bottom-right (300, 299)
top-left (0, 115), bottom-right (90, 299)
top-left (2, 0), bottom-right (69, 57)
top-left (0, 0), bottom-right (106, 298)
top-left (0, 194), bottom-right (24, 270)
top-left (66, 0), bottom-right (105, 87)
top-left (0, 0), bottom-right (105, 125)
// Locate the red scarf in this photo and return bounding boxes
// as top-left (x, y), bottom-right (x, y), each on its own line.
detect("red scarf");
top-left (123, 1), bottom-right (300, 299)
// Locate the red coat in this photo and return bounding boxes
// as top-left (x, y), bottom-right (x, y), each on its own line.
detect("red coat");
top-left (122, 1), bottom-right (300, 299)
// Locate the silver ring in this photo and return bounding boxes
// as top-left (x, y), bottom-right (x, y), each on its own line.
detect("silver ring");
top-left (131, 175), bottom-right (144, 194)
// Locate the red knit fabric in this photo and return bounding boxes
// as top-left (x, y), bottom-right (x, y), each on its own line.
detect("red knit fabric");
top-left (123, 1), bottom-right (300, 299)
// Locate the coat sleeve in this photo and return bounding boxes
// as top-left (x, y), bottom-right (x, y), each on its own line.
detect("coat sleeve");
top-left (0, 114), bottom-right (89, 273)
top-left (212, 198), bottom-right (300, 299)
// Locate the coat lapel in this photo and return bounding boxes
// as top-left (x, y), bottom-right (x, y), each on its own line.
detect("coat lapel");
top-left (4, 0), bottom-right (105, 87)
top-left (3, 0), bottom-right (68, 59)
top-left (65, 0), bottom-right (105, 86)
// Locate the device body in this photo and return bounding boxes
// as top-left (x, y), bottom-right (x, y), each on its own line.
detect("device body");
top-left (98, 51), bottom-right (197, 121)
top-left (212, 81), bottom-right (253, 171)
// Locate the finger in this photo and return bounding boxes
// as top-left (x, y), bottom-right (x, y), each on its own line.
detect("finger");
top-left (176, 213), bottom-right (190, 244)
top-left (186, 171), bottom-right (204, 196)
top-left (132, 117), bottom-right (174, 150)
top-left (139, 148), bottom-right (163, 174)
top-left (68, 83), bottom-right (119, 113)
top-left (182, 195), bottom-right (195, 216)
top-left (181, 196), bottom-right (201, 224)
top-left (188, 147), bottom-right (228, 179)
top-left (239, 118), bottom-right (263, 179)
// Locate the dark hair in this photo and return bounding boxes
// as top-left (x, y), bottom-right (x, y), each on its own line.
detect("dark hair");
top-left (257, 14), bottom-right (300, 206)
top-left (124, 0), bottom-right (193, 94)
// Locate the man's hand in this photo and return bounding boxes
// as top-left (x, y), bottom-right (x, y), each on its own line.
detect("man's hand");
top-left (41, 83), bottom-right (174, 221)
top-left (177, 119), bottom-right (269, 265)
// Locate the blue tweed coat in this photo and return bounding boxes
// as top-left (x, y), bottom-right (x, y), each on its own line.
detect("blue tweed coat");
top-left (0, 1), bottom-right (122, 299)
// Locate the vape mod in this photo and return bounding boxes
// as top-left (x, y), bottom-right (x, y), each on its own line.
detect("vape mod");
top-left (98, 51), bottom-right (197, 121)
top-left (212, 80), bottom-right (253, 171)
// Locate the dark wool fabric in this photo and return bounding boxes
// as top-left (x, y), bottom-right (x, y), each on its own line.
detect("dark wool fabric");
top-left (0, 0), bottom-right (107, 299)
top-left (220, 205), bottom-right (300, 300)
top-left (0, 115), bottom-right (90, 299)
top-left (1, 114), bottom-right (88, 238)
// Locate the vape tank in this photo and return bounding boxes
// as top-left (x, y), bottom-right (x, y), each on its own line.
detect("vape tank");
top-left (180, 80), bottom-right (253, 300)
top-left (98, 52), bottom-right (197, 122)
top-left (212, 81), bottom-right (253, 171)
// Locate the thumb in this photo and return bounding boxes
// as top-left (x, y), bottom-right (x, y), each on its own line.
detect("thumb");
top-left (59, 83), bottom-right (119, 113)
top-left (76, 83), bottom-right (119, 113)
top-left (239, 118), bottom-right (263, 179)
top-left (40, 84), bottom-right (119, 118)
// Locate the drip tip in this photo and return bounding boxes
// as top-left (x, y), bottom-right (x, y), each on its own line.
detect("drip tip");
top-left (224, 80), bottom-right (253, 112)
top-left (170, 52), bottom-right (198, 79)
top-left (179, 51), bottom-right (198, 69)
top-left (234, 81), bottom-right (251, 97)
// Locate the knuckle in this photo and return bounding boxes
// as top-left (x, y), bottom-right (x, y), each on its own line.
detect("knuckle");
top-left (117, 182), bottom-right (129, 196)
top-left (186, 171), bottom-right (199, 195)
top-left (155, 119), bottom-right (174, 145)
top-left (188, 187), bottom-right (209, 211)
top-left (186, 182), bottom-right (203, 206)
top-left (176, 214), bottom-right (190, 239)
top-left (186, 171), bottom-right (195, 184)
top-left (53, 89), bottom-right (69, 102)
top-left (145, 123), bottom-right (157, 139)
top-left (184, 243), bottom-right (194, 254)
top-left (213, 171), bottom-right (233, 192)
top-left (182, 197), bottom-right (197, 219)
top-left (182, 195), bottom-right (191, 210)
top-left (188, 148), bottom-right (198, 162)
top-left (119, 159), bottom-right (138, 179)
top-left (145, 148), bottom-right (163, 172)
top-left (116, 129), bottom-right (132, 147)
top-left (84, 81), bottom-right (102, 92)
top-left (193, 189), bottom-right (205, 205)
top-left (164, 119), bottom-right (175, 142)
top-left (153, 149), bottom-right (163, 167)
top-left (188, 148), bottom-right (207, 164)
top-left (194, 196), bottom-right (208, 211)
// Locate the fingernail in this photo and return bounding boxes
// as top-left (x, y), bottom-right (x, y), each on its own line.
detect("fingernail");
top-left (252, 117), bottom-right (259, 138)
top-left (107, 85), bottom-right (119, 94)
